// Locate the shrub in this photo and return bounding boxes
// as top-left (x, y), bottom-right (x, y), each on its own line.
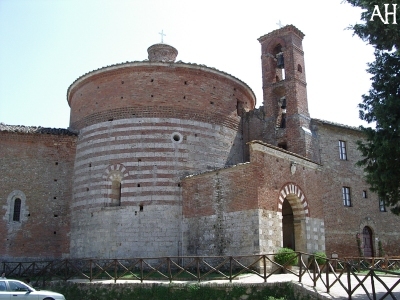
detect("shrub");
top-left (274, 248), bottom-right (298, 266)
top-left (313, 252), bottom-right (327, 265)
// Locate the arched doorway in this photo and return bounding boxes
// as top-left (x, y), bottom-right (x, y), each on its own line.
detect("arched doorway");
top-left (282, 199), bottom-right (295, 250)
top-left (363, 226), bottom-right (374, 257)
top-left (278, 183), bottom-right (310, 253)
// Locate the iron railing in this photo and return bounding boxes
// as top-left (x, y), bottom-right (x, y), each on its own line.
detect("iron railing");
top-left (2, 253), bottom-right (400, 299)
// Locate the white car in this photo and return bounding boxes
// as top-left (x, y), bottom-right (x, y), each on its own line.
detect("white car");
top-left (0, 279), bottom-right (65, 300)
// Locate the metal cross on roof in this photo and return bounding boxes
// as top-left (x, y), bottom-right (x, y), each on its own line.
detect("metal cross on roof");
top-left (159, 30), bottom-right (166, 43)
top-left (276, 20), bottom-right (284, 28)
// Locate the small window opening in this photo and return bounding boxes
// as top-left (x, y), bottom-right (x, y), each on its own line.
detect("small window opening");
top-left (339, 140), bottom-right (347, 160)
top-left (278, 142), bottom-right (287, 150)
top-left (54, 179), bottom-right (57, 182)
top-left (137, 183), bottom-right (141, 187)
top-left (139, 205), bottom-right (143, 212)
top-left (363, 190), bottom-right (368, 198)
top-left (13, 198), bottom-right (21, 222)
top-left (54, 214), bottom-right (58, 217)
top-left (173, 134), bottom-right (180, 142)
top-left (111, 180), bottom-right (122, 206)
top-left (342, 187), bottom-right (352, 207)
top-left (108, 118), bottom-right (114, 121)
top-left (53, 197), bottom-right (57, 199)
top-left (55, 162), bottom-right (58, 165)
top-left (297, 64), bottom-right (302, 73)
top-left (379, 199), bottom-right (386, 212)
top-left (138, 158), bottom-right (141, 162)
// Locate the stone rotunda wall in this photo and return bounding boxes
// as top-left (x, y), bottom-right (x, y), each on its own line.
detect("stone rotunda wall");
top-left (67, 48), bottom-right (256, 258)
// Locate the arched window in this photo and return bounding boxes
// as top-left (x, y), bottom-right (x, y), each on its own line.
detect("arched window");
top-left (110, 180), bottom-right (121, 206)
top-left (13, 198), bottom-right (21, 222)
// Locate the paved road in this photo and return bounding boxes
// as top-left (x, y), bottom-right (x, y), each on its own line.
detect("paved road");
top-left (73, 273), bottom-right (400, 299)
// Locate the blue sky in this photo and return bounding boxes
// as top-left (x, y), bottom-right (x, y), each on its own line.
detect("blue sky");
top-left (0, 0), bottom-right (374, 128)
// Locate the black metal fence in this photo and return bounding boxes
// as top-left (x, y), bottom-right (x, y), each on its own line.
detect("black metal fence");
top-left (2, 253), bottom-right (400, 299)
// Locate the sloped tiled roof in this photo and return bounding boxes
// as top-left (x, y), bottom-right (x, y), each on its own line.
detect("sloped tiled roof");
top-left (0, 123), bottom-right (77, 136)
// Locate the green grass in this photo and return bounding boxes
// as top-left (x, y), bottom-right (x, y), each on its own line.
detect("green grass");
top-left (48, 281), bottom-right (312, 300)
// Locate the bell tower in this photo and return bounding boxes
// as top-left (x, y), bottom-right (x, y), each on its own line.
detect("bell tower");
top-left (258, 25), bottom-right (313, 159)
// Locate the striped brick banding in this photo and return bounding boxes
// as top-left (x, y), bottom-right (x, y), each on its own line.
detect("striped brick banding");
top-left (277, 182), bottom-right (310, 217)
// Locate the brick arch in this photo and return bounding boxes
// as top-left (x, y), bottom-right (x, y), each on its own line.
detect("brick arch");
top-left (265, 37), bottom-right (287, 54)
top-left (103, 163), bottom-right (128, 181)
top-left (277, 183), bottom-right (309, 218)
top-left (102, 164), bottom-right (129, 202)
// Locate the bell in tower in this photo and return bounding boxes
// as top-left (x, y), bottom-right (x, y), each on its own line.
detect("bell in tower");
top-left (276, 52), bottom-right (284, 69)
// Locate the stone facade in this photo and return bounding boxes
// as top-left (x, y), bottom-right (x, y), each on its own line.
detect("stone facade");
top-left (0, 25), bottom-right (399, 261)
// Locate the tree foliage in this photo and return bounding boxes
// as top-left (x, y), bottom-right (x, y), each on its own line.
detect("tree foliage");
top-left (345, 0), bottom-right (399, 51)
top-left (345, 0), bottom-right (400, 214)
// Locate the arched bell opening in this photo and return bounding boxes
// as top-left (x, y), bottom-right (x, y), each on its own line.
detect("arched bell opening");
top-left (273, 44), bottom-right (285, 81)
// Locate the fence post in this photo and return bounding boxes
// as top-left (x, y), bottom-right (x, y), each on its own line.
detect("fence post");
top-left (140, 259), bottom-right (143, 283)
top-left (298, 253), bottom-right (302, 283)
top-left (326, 260), bottom-right (330, 293)
top-left (197, 257), bottom-right (200, 283)
top-left (90, 260), bottom-right (93, 282)
top-left (370, 269), bottom-right (376, 300)
top-left (263, 255), bottom-right (267, 283)
top-left (347, 262), bottom-right (352, 300)
top-left (313, 256), bottom-right (317, 287)
top-left (229, 256), bottom-right (233, 283)
top-left (114, 259), bottom-right (117, 283)
top-left (168, 258), bottom-right (172, 283)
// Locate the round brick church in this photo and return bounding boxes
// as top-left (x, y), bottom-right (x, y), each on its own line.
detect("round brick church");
top-left (1, 25), bottom-right (399, 261)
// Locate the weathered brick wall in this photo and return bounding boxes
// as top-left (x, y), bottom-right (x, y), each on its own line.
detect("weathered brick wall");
top-left (315, 120), bottom-right (400, 257)
top-left (182, 141), bottom-right (325, 257)
top-left (67, 62), bottom-right (255, 131)
top-left (0, 129), bottom-right (76, 260)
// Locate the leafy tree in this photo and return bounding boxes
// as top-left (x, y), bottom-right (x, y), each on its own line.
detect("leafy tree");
top-left (345, 0), bottom-right (400, 214)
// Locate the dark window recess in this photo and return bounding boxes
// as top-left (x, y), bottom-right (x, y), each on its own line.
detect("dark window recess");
top-left (54, 214), bottom-right (58, 217)
top-left (363, 190), bottom-right (368, 198)
top-left (137, 184), bottom-right (141, 187)
top-left (13, 198), bottom-right (21, 222)
top-left (140, 205), bottom-right (143, 212)
top-left (55, 162), bottom-right (58, 165)
top-left (278, 142), bottom-right (287, 150)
